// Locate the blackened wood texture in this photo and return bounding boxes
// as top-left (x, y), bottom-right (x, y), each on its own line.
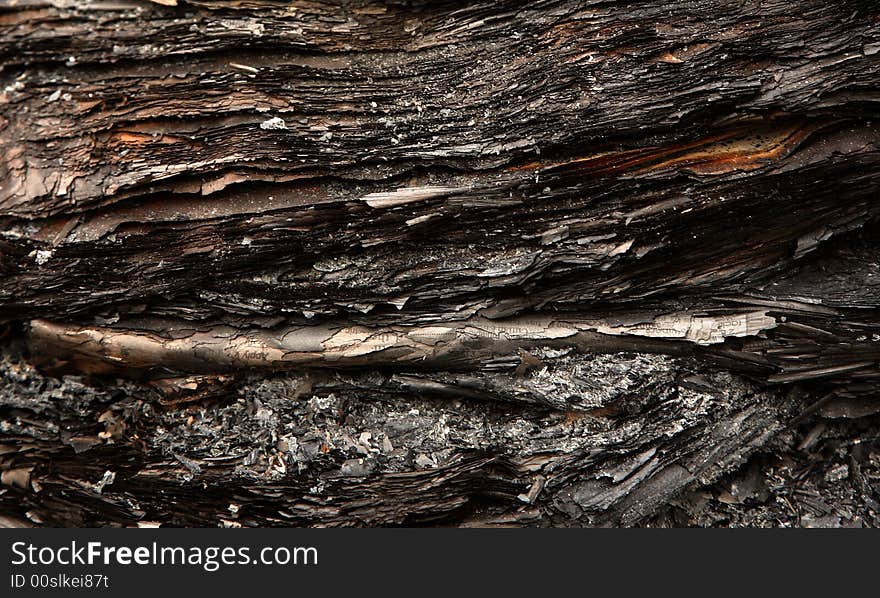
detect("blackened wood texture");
top-left (1, 0), bottom-right (879, 527)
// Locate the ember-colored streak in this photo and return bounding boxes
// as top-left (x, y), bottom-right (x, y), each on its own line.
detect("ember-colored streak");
top-left (639, 122), bottom-right (821, 176)
top-left (525, 120), bottom-right (826, 177)
top-left (113, 131), bottom-right (189, 146)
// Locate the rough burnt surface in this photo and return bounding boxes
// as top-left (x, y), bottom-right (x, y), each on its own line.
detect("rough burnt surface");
top-left (1, 0), bottom-right (879, 527)
top-left (650, 416), bottom-right (880, 529)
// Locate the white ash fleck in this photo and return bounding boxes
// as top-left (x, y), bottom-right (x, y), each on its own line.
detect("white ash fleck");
top-left (34, 250), bottom-right (54, 265)
top-left (340, 458), bottom-right (374, 477)
top-left (4, 79), bottom-right (25, 94)
top-left (93, 470), bottom-right (116, 494)
top-left (308, 394), bottom-right (337, 412)
top-left (532, 347), bottom-right (573, 359)
top-left (260, 116), bottom-right (287, 130)
top-left (825, 463), bottom-right (849, 483)
top-left (427, 413), bottom-right (450, 444)
top-left (415, 453), bottom-right (436, 468)
top-left (250, 272), bottom-right (279, 284)
top-left (229, 62), bottom-right (259, 74)
top-left (218, 19), bottom-right (265, 37)
top-left (0, 226), bottom-right (25, 239)
top-left (253, 403), bottom-right (275, 425)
